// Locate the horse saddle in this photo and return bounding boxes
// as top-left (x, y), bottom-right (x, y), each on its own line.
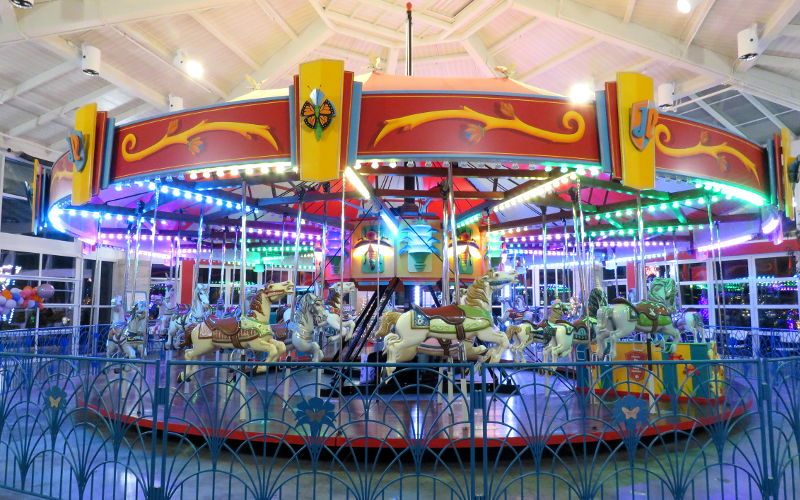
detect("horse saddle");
top-left (204, 316), bottom-right (257, 348)
top-left (527, 321), bottom-right (557, 343)
top-left (560, 317), bottom-right (595, 343)
top-left (610, 298), bottom-right (669, 321)
top-left (411, 304), bottom-right (491, 341)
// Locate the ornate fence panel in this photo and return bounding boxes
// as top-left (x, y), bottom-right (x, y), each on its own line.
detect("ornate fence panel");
top-left (0, 353), bottom-right (798, 499)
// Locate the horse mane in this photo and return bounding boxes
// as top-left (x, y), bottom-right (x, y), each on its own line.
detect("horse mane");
top-left (248, 289), bottom-right (266, 318)
top-left (587, 288), bottom-right (608, 318)
top-left (463, 276), bottom-right (489, 307)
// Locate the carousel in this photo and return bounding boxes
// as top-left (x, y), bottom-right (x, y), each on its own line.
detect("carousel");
top-left (44, 45), bottom-right (793, 450)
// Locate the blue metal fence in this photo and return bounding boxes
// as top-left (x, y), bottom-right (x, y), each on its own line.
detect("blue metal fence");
top-left (0, 352), bottom-right (798, 499)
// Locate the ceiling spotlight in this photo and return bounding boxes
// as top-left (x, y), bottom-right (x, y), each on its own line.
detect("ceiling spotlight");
top-left (657, 82), bottom-right (675, 110)
top-left (9, 0), bottom-right (34, 8)
top-left (185, 59), bottom-right (204, 79)
top-left (168, 94), bottom-right (184, 112)
top-left (173, 49), bottom-right (204, 78)
top-left (569, 83), bottom-right (594, 104)
top-left (737, 24), bottom-right (759, 61)
top-left (676, 0), bottom-right (694, 14)
top-left (81, 45), bottom-right (101, 75)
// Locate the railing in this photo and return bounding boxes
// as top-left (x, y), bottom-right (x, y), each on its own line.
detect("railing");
top-left (0, 324), bottom-right (165, 356)
top-left (0, 353), bottom-right (798, 499)
top-left (704, 325), bottom-right (800, 358)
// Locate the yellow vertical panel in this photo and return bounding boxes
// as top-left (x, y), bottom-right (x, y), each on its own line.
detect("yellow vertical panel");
top-left (298, 59), bottom-right (344, 182)
top-left (616, 73), bottom-right (655, 190)
top-left (72, 103), bottom-right (98, 206)
top-left (781, 128), bottom-right (795, 219)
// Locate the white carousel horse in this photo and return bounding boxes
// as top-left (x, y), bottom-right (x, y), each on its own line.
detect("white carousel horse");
top-left (106, 295), bottom-right (130, 358)
top-left (375, 269), bottom-right (516, 377)
top-left (505, 299), bottom-right (573, 363)
top-left (499, 295), bottom-right (538, 329)
top-left (179, 281), bottom-right (295, 382)
top-left (106, 299), bottom-right (149, 359)
top-left (165, 283), bottom-right (210, 350)
top-left (594, 277), bottom-right (681, 359)
top-left (674, 309), bottom-right (713, 357)
top-left (149, 285), bottom-right (177, 339)
top-left (284, 293), bottom-right (330, 362)
top-left (324, 282), bottom-right (357, 342)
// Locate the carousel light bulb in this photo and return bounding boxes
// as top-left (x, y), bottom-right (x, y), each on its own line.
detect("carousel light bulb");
top-left (389, 161), bottom-right (397, 168)
top-left (371, 160), bottom-right (379, 169)
top-left (189, 173), bottom-right (198, 180)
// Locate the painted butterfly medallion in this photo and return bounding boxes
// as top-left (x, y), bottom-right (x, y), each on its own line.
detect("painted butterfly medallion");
top-left (301, 88), bottom-right (336, 141)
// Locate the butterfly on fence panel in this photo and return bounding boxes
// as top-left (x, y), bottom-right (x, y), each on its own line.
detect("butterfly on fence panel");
top-left (301, 88), bottom-right (336, 141)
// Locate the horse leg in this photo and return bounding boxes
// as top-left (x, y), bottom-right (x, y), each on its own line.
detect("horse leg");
top-left (660, 323), bottom-right (681, 355)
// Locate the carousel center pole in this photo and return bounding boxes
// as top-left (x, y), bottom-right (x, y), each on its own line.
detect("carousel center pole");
top-left (441, 185), bottom-right (450, 305)
top-left (340, 175), bottom-right (346, 340)
top-left (447, 162), bottom-right (460, 305)
top-left (240, 182), bottom-right (247, 316)
top-left (131, 201), bottom-right (145, 307)
top-left (288, 192), bottom-right (305, 323)
top-left (542, 214), bottom-right (548, 308)
top-left (194, 209), bottom-right (204, 295)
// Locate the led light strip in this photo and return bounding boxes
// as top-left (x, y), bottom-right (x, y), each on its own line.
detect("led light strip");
top-left (493, 172), bottom-right (577, 212)
top-left (696, 234), bottom-right (753, 253)
top-left (156, 184), bottom-right (257, 213)
top-left (693, 180), bottom-right (766, 206)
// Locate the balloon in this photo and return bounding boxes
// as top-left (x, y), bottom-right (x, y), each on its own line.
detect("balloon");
top-left (37, 283), bottom-right (55, 300)
top-left (26, 300), bottom-right (36, 309)
top-left (9, 288), bottom-right (20, 295)
top-left (0, 297), bottom-right (6, 306)
top-left (11, 293), bottom-right (20, 302)
top-left (22, 286), bottom-right (33, 294)
top-left (2, 290), bottom-right (11, 299)
top-left (20, 289), bottom-right (30, 299)
top-left (6, 299), bottom-right (17, 309)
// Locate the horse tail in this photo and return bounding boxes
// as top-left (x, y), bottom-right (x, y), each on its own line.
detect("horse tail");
top-left (506, 324), bottom-right (520, 342)
top-left (180, 322), bottom-right (195, 349)
top-left (376, 311), bottom-right (401, 337)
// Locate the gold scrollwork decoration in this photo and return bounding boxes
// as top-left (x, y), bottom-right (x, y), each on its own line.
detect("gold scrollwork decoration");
top-left (654, 123), bottom-right (759, 183)
top-left (373, 102), bottom-right (586, 146)
top-left (121, 119), bottom-right (278, 162)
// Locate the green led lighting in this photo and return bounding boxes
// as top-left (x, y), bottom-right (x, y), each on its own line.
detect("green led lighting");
top-left (647, 206), bottom-right (656, 212)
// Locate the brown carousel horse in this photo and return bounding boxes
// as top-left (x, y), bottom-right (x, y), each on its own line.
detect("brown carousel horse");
top-left (178, 281), bottom-right (294, 382)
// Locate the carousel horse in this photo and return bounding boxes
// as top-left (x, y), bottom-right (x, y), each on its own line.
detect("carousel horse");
top-left (376, 269), bottom-right (516, 377)
top-left (674, 308), bottom-right (713, 357)
top-left (150, 285), bottom-right (177, 339)
top-left (499, 295), bottom-right (538, 329)
top-left (165, 283), bottom-right (210, 350)
top-left (594, 277), bottom-right (681, 358)
top-left (105, 295), bottom-right (131, 358)
top-left (123, 300), bottom-right (150, 358)
top-left (284, 293), bottom-right (330, 362)
top-left (179, 281), bottom-right (295, 382)
top-left (324, 281), bottom-right (357, 342)
top-left (505, 299), bottom-right (573, 363)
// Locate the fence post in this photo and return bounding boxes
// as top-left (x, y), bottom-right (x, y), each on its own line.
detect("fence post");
top-left (758, 357), bottom-right (780, 499)
top-left (151, 359), bottom-right (168, 500)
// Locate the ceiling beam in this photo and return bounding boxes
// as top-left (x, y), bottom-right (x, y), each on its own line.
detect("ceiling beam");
top-left (691, 94), bottom-right (746, 137)
top-left (189, 12), bottom-right (258, 70)
top-left (757, 54), bottom-right (800, 72)
top-left (0, 0), bottom-right (243, 45)
top-left (227, 17), bottom-right (332, 99)
top-left (8, 85), bottom-right (116, 136)
top-left (462, 35), bottom-right (499, 77)
top-left (367, 0), bottom-right (453, 30)
top-left (113, 102), bottom-right (156, 125)
top-left (489, 19), bottom-right (544, 55)
top-left (681, 0), bottom-right (716, 45)
top-left (38, 37), bottom-right (168, 110)
top-left (740, 92), bottom-right (796, 137)
top-left (623, 0), bottom-right (637, 23)
top-left (0, 61), bottom-right (74, 104)
top-left (377, 189), bottom-right (505, 199)
top-left (113, 25), bottom-right (226, 99)
top-left (367, 165), bottom-right (549, 178)
top-left (513, 0), bottom-right (800, 110)
top-left (253, 0), bottom-right (298, 39)
top-left (518, 37), bottom-right (601, 79)
top-left (783, 24), bottom-right (800, 38)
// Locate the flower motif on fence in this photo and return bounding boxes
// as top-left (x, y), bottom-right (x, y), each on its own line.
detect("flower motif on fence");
top-left (611, 395), bottom-right (649, 432)
top-left (294, 397), bottom-right (335, 437)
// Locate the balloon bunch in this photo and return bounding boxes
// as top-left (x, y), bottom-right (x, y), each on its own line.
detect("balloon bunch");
top-left (0, 283), bottom-right (53, 314)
